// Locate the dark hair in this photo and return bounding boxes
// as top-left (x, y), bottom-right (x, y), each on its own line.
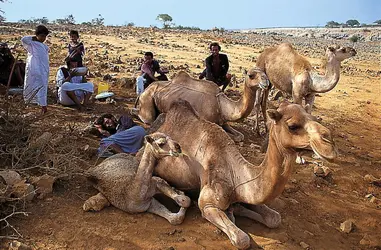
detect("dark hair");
top-left (144, 51), bottom-right (154, 58)
top-left (209, 42), bottom-right (221, 51)
top-left (69, 30), bottom-right (79, 37)
top-left (94, 114), bottom-right (118, 134)
top-left (35, 25), bottom-right (50, 36)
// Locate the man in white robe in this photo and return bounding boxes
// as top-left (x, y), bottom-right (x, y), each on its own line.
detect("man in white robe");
top-left (21, 25), bottom-right (50, 113)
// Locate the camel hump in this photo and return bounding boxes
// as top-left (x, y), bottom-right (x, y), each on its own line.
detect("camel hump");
top-left (278, 43), bottom-right (294, 51)
top-left (168, 99), bottom-right (199, 119)
top-left (173, 71), bottom-right (191, 82)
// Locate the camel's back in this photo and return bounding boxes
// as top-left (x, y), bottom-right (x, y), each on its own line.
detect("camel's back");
top-left (153, 74), bottom-right (223, 124)
top-left (257, 43), bottom-right (312, 93)
top-left (88, 154), bottom-right (138, 196)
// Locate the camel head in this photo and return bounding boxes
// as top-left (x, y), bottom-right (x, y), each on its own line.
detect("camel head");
top-left (326, 46), bottom-right (357, 62)
top-left (267, 102), bottom-right (337, 161)
top-left (246, 67), bottom-right (269, 90)
top-left (145, 132), bottom-right (182, 158)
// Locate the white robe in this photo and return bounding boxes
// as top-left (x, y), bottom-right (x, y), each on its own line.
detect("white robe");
top-left (21, 36), bottom-right (49, 106)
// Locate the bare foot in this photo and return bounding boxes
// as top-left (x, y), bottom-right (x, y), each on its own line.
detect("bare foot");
top-left (41, 106), bottom-right (48, 114)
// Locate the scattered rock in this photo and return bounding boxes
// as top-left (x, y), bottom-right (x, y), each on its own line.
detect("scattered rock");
top-left (360, 234), bottom-right (381, 248)
top-left (340, 220), bottom-right (354, 233)
top-left (29, 132), bottom-right (53, 149)
top-left (313, 166), bottom-right (332, 178)
top-left (300, 241), bottom-right (310, 249)
top-left (9, 240), bottom-right (32, 250)
top-left (364, 174), bottom-right (381, 187)
top-left (30, 174), bottom-right (56, 199)
top-left (0, 170), bottom-right (22, 185)
top-left (12, 181), bottom-right (35, 201)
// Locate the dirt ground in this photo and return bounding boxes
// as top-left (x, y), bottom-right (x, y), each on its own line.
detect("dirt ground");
top-left (1, 24), bottom-right (380, 250)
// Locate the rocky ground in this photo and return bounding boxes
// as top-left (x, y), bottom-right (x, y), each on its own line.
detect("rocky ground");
top-left (0, 24), bottom-right (380, 250)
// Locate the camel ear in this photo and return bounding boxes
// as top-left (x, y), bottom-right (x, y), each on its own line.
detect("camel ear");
top-left (145, 135), bottom-right (154, 145)
top-left (267, 109), bottom-right (282, 123)
top-left (327, 46), bottom-right (335, 52)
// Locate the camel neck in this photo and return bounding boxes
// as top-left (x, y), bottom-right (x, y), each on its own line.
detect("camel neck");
top-left (220, 81), bottom-right (256, 121)
top-left (234, 126), bottom-right (296, 204)
top-left (133, 145), bottom-right (156, 195)
top-left (311, 56), bottom-right (341, 93)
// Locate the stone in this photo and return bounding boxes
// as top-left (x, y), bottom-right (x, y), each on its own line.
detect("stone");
top-left (29, 132), bottom-right (53, 149)
top-left (340, 220), bottom-right (354, 233)
top-left (0, 170), bottom-right (22, 185)
top-left (9, 240), bottom-right (32, 250)
top-left (12, 181), bottom-right (35, 201)
top-left (360, 234), bottom-right (381, 247)
top-left (30, 174), bottom-right (56, 198)
top-left (314, 166), bottom-right (332, 177)
top-left (299, 241), bottom-right (310, 249)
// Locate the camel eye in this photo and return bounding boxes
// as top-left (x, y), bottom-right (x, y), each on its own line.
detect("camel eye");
top-left (288, 124), bottom-right (300, 132)
top-left (248, 74), bottom-right (255, 80)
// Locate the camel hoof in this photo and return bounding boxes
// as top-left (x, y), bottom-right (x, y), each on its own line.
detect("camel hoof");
top-left (264, 212), bottom-right (282, 229)
top-left (168, 207), bottom-right (187, 225)
top-left (231, 231), bottom-right (251, 249)
top-left (174, 194), bottom-right (191, 208)
top-left (83, 194), bottom-right (110, 212)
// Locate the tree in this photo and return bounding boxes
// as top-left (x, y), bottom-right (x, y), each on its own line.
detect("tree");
top-left (65, 14), bottom-right (75, 25)
top-left (156, 14), bottom-right (172, 28)
top-left (346, 19), bottom-right (360, 27)
top-left (374, 19), bottom-right (381, 25)
top-left (325, 21), bottom-right (340, 28)
top-left (91, 14), bottom-right (104, 26)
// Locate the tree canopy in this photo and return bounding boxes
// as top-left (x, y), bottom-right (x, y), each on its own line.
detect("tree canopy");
top-left (374, 19), bottom-right (381, 25)
top-left (156, 14), bottom-right (173, 28)
top-left (346, 19), bottom-right (360, 27)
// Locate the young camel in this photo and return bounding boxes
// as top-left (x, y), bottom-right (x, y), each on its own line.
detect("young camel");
top-left (83, 132), bottom-right (191, 225)
top-left (133, 70), bottom-right (269, 142)
top-left (254, 43), bottom-right (356, 122)
top-left (152, 100), bottom-right (337, 249)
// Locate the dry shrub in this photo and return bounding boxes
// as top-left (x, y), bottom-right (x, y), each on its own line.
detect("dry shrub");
top-left (0, 96), bottom-right (91, 239)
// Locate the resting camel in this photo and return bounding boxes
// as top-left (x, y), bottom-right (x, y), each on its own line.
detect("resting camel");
top-left (83, 132), bottom-right (191, 225)
top-left (152, 100), bottom-right (337, 249)
top-left (134, 70), bottom-right (269, 142)
top-left (255, 43), bottom-right (356, 118)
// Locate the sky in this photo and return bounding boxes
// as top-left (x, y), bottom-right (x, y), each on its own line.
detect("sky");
top-left (1, 0), bottom-right (380, 29)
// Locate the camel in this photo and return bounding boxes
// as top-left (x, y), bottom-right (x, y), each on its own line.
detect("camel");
top-left (255, 43), bottom-right (356, 119)
top-left (133, 70), bottom-right (269, 142)
top-left (151, 100), bottom-right (337, 249)
top-left (83, 132), bottom-right (191, 225)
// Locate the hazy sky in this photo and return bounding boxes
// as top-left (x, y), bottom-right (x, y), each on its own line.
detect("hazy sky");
top-left (1, 0), bottom-right (380, 29)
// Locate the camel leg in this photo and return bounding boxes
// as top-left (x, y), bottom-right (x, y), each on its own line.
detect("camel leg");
top-left (253, 89), bottom-right (262, 134)
top-left (304, 93), bottom-right (315, 114)
top-left (83, 192), bottom-right (111, 212)
top-left (222, 123), bottom-right (244, 142)
top-left (233, 204), bottom-right (281, 229)
top-left (152, 176), bottom-right (191, 208)
top-left (261, 88), bottom-right (269, 133)
top-left (147, 198), bottom-right (187, 225)
top-left (202, 206), bottom-right (251, 249)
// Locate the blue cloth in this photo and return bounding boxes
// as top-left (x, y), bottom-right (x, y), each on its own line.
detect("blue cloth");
top-left (98, 126), bottom-right (146, 154)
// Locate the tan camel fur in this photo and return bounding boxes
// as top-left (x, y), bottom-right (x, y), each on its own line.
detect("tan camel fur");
top-left (255, 43), bottom-right (356, 114)
top-left (134, 70), bottom-right (269, 142)
top-left (152, 100), bottom-right (337, 249)
top-left (83, 132), bottom-right (191, 225)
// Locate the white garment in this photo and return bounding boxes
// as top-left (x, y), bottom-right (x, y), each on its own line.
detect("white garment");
top-left (56, 68), bottom-right (94, 106)
top-left (21, 36), bottom-right (49, 106)
top-left (136, 75), bottom-right (146, 95)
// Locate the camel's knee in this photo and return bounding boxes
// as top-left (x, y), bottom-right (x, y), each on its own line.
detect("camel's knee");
top-left (168, 207), bottom-right (187, 225)
top-left (174, 194), bottom-right (191, 208)
top-left (230, 230), bottom-right (251, 249)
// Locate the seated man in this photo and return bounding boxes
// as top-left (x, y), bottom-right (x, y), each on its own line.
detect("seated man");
top-left (93, 114), bottom-right (146, 157)
top-left (56, 60), bottom-right (94, 111)
top-left (0, 42), bottom-right (25, 87)
top-left (136, 51), bottom-right (169, 95)
top-left (199, 42), bottom-right (231, 92)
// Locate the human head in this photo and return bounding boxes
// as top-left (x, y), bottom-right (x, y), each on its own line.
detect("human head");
top-left (35, 25), bottom-right (50, 43)
top-left (209, 42), bottom-right (221, 56)
top-left (95, 114), bottom-right (118, 134)
top-left (144, 51), bottom-right (154, 63)
top-left (66, 60), bottom-right (78, 69)
top-left (69, 30), bottom-right (79, 43)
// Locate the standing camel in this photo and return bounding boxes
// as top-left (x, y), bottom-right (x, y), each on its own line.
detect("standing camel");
top-left (253, 43), bottom-right (356, 129)
top-left (151, 100), bottom-right (337, 249)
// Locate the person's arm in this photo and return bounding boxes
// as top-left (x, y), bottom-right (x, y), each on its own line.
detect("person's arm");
top-left (56, 69), bottom-right (69, 87)
top-left (141, 63), bottom-right (157, 81)
top-left (205, 56), bottom-right (214, 81)
top-left (222, 54), bottom-right (229, 76)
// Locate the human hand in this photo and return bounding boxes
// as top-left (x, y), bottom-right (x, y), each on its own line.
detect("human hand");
top-left (70, 68), bottom-right (78, 76)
